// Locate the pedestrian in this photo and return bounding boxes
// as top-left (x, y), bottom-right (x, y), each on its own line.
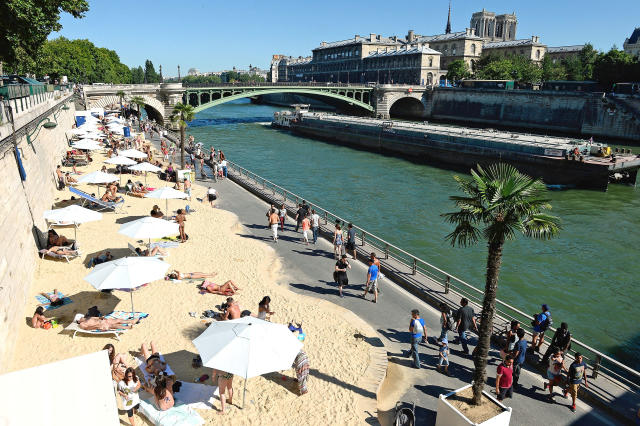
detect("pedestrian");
top-left (301, 214), bottom-right (311, 245)
top-left (541, 322), bottom-right (572, 366)
top-left (279, 203), bottom-right (287, 231)
top-left (512, 328), bottom-right (528, 388)
top-left (346, 223), bottom-right (357, 259)
top-left (531, 304), bottom-right (552, 352)
top-left (333, 224), bottom-right (344, 259)
top-left (334, 254), bottom-right (350, 297)
top-left (436, 337), bottom-right (451, 375)
top-left (544, 350), bottom-right (567, 402)
top-left (310, 209), bottom-right (320, 244)
top-left (495, 356), bottom-right (514, 401)
top-left (200, 157), bottom-right (206, 179)
top-left (269, 208), bottom-right (280, 242)
top-left (206, 187), bottom-right (218, 207)
top-left (501, 320), bottom-right (520, 361)
top-left (176, 209), bottom-right (187, 243)
top-left (408, 309), bottom-right (425, 369)
top-left (266, 204), bottom-right (275, 227)
top-left (455, 298), bottom-right (478, 354)
top-left (295, 204), bottom-right (305, 232)
top-left (369, 252), bottom-right (381, 296)
top-left (361, 258), bottom-right (379, 303)
top-left (118, 367), bottom-right (141, 426)
top-left (563, 353), bottom-right (588, 413)
top-left (439, 302), bottom-right (454, 340)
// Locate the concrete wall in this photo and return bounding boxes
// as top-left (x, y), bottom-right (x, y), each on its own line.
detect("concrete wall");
top-left (0, 95), bottom-right (75, 372)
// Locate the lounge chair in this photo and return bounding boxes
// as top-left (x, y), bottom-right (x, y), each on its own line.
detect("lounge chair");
top-left (64, 313), bottom-right (126, 340)
top-left (38, 248), bottom-right (79, 263)
top-left (69, 186), bottom-right (126, 213)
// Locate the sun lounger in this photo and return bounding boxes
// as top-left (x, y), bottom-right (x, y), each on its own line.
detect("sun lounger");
top-left (38, 248), bottom-right (79, 263)
top-left (69, 186), bottom-right (126, 213)
top-left (64, 313), bottom-right (125, 340)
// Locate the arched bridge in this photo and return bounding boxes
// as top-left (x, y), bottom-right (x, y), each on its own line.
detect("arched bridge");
top-left (81, 82), bottom-right (430, 125)
top-left (183, 84), bottom-right (375, 113)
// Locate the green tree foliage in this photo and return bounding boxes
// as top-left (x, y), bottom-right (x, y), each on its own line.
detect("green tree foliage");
top-left (11, 37), bottom-right (131, 83)
top-left (541, 56), bottom-right (567, 81)
top-left (593, 48), bottom-right (640, 90)
top-left (446, 59), bottom-right (471, 81)
top-left (144, 60), bottom-right (160, 83)
top-left (223, 71), bottom-right (265, 83)
top-left (442, 163), bottom-right (561, 405)
top-left (474, 54), bottom-right (542, 83)
top-left (170, 103), bottom-right (195, 168)
top-left (131, 66), bottom-right (145, 84)
top-left (0, 0), bottom-right (89, 64)
top-left (182, 75), bottom-right (223, 85)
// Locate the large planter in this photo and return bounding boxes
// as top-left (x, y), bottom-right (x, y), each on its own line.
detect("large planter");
top-left (435, 384), bottom-right (512, 426)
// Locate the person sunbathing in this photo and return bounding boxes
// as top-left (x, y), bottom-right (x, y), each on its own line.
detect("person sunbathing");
top-left (48, 246), bottom-right (79, 256)
top-left (38, 288), bottom-right (65, 308)
top-left (141, 342), bottom-right (168, 376)
top-left (65, 173), bottom-right (78, 184)
top-left (47, 229), bottom-right (70, 249)
top-left (77, 316), bottom-right (137, 331)
top-left (32, 306), bottom-right (47, 328)
top-left (135, 246), bottom-right (167, 257)
top-left (167, 271), bottom-right (216, 280)
top-left (198, 280), bottom-right (239, 296)
top-left (87, 251), bottom-right (113, 267)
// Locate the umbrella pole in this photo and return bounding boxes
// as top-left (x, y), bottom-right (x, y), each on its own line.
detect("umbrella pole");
top-left (166, 199), bottom-right (169, 220)
top-left (130, 292), bottom-right (134, 318)
top-left (242, 378), bottom-right (247, 409)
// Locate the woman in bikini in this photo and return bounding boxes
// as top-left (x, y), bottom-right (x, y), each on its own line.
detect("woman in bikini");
top-left (256, 296), bottom-right (274, 320)
top-left (77, 316), bottom-right (138, 331)
top-left (140, 342), bottom-right (169, 376)
top-left (38, 288), bottom-right (65, 307)
top-left (48, 246), bottom-right (79, 256)
top-left (212, 369), bottom-right (234, 414)
top-left (32, 306), bottom-right (47, 328)
top-left (198, 280), bottom-right (240, 296)
top-left (104, 344), bottom-right (129, 382)
top-left (167, 271), bottom-right (216, 280)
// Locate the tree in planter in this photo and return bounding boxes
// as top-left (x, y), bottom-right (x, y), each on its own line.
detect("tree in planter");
top-left (130, 95), bottom-right (145, 120)
top-left (442, 163), bottom-right (561, 405)
top-left (170, 102), bottom-right (195, 169)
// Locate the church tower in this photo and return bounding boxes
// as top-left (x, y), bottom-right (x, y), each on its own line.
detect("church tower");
top-left (445, 1), bottom-right (452, 34)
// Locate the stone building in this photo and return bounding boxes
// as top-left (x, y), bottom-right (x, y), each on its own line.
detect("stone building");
top-left (546, 45), bottom-right (585, 63)
top-left (412, 28), bottom-right (483, 70)
top-left (623, 28), bottom-right (640, 58)
top-left (483, 36), bottom-right (547, 63)
top-left (362, 45), bottom-right (442, 85)
top-left (470, 9), bottom-right (518, 42)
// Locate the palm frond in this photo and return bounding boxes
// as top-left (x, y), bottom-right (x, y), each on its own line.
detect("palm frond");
top-left (522, 213), bottom-right (562, 240)
top-left (445, 222), bottom-right (482, 247)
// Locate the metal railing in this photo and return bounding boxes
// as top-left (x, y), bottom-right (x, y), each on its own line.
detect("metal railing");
top-left (183, 82), bottom-right (371, 88)
top-left (223, 158), bottom-right (640, 392)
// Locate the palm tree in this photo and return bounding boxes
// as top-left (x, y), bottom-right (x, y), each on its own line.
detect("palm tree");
top-left (130, 96), bottom-right (145, 120)
top-left (442, 163), bottom-right (561, 405)
top-left (170, 102), bottom-right (195, 168)
top-left (116, 90), bottom-right (126, 115)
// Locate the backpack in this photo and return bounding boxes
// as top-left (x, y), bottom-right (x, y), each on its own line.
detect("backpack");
top-left (541, 312), bottom-right (553, 331)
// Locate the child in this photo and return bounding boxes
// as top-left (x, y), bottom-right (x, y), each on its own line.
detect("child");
top-left (301, 215), bottom-right (311, 245)
top-left (437, 337), bottom-right (451, 375)
top-left (32, 306), bottom-right (47, 328)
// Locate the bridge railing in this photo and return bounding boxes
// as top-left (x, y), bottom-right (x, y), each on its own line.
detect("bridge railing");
top-left (183, 82), bottom-right (370, 88)
top-left (222, 158), bottom-right (640, 393)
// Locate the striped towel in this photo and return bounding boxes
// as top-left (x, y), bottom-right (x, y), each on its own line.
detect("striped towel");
top-left (35, 292), bottom-right (73, 310)
top-left (105, 311), bottom-right (149, 322)
top-left (150, 241), bottom-right (180, 249)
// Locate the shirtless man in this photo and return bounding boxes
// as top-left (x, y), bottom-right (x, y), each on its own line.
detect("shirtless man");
top-left (77, 316), bottom-right (137, 331)
top-left (55, 165), bottom-right (64, 187)
top-left (199, 280), bottom-right (240, 296)
top-left (222, 298), bottom-right (241, 320)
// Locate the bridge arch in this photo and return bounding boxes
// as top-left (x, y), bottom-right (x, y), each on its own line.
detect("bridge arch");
top-left (88, 94), bottom-right (165, 123)
top-left (188, 88), bottom-right (374, 114)
top-left (388, 96), bottom-right (426, 120)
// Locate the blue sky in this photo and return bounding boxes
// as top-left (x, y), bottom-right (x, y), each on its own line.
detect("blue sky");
top-left (51, 0), bottom-right (639, 76)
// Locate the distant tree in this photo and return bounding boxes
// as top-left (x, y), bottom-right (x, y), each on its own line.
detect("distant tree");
top-left (0, 0), bottom-right (88, 65)
top-left (475, 58), bottom-right (514, 80)
top-left (116, 90), bottom-right (125, 104)
top-left (447, 60), bottom-right (471, 82)
top-left (594, 48), bottom-right (638, 90)
top-left (170, 103), bottom-right (195, 168)
top-left (144, 59), bottom-right (160, 83)
top-left (182, 75), bottom-right (222, 85)
top-left (541, 56), bottom-right (567, 81)
top-left (579, 43), bottom-right (598, 80)
top-left (474, 54), bottom-right (541, 83)
top-left (131, 66), bottom-right (144, 84)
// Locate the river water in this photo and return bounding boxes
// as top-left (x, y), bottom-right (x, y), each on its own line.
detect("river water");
top-left (185, 99), bottom-right (640, 369)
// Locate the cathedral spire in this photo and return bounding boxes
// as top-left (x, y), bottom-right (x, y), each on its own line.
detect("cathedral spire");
top-left (445, 0), bottom-right (452, 34)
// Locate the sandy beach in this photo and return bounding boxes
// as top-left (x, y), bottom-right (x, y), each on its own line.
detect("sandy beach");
top-left (7, 142), bottom-right (377, 425)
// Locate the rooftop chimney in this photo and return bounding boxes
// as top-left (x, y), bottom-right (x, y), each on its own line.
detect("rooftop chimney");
top-left (532, 35), bottom-right (539, 43)
top-left (370, 33), bottom-right (376, 41)
top-left (321, 41), bottom-right (327, 47)
top-left (355, 34), bottom-right (360, 40)
top-left (407, 30), bottom-right (415, 42)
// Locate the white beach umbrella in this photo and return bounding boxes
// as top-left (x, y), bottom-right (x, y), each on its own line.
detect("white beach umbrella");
top-left (84, 257), bottom-right (170, 313)
top-left (144, 187), bottom-right (188, 218)
top-left (118, 216), bottom-right (178, 245)
top-left (120, 149), bottom-right (147, 159)
top-left (43, 205), bottom-right (103, 241)
top-left (77, 171), bottom-right (118, 196)
top-left (128, 161), bottom-right (162, 185)
top-left (71, 140), bottom-right (102, 150)
top-left (105, 156), bottom-right (137, 184)
top-left (193, 316), bottom-right (303, 407)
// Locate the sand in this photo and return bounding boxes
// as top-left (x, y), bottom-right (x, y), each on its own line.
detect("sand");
top-left (7, 144), bottom-right (377, 425)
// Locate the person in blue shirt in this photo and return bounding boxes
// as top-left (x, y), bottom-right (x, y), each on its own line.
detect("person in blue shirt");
top-left (512, 328), bottom-right (528, 388)
top-left (408, 309), bottom-right (425, 369)
top-left (531, 304), bottom-right (551, 351)
top-left (361, 259), bottom-right (379, 303)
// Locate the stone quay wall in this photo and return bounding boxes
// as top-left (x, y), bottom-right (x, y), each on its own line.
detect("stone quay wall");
top-left (0, 94), bottom-right (76, 372)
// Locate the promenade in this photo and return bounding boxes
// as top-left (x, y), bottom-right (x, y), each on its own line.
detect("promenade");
top-left (147, 127), bottom-right (625, 425)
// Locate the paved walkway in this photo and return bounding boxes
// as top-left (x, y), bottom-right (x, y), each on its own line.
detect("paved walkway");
top-left (145, 130), bottom-right (622, 425)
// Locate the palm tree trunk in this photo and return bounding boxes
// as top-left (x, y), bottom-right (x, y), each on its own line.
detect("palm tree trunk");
top-left (471, 239), bottom-right (504, 405)
top-left (179, 125), bottom-right (185, 169)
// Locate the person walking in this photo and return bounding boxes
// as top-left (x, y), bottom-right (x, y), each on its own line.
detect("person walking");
top-left (495, 356), bottom-right (514, 401)
top-left (266, 204), bottom-right (275, 227)
top-left (279, 203), bottom-right (287, 231)
top-left (295, 204), bottom-right (305, 232)
top-left (512, 328), bottom-right (528, 388)
top-left (455, 298), bottom-right (478, 354)
top-left (501, 320), bottom-right (521, 361)
top-left (541, 322), bottom-right (572, 366)
top-left (361, 258), bottom-right (379, 303)
top-left (118, 367), bottom-right (141, 425)
top-left (334, 254), bottom-right (350, 297)
top-left (408, 309), bottom-right (425, 369)
top-left (333, 224), bottom-right (344, 260)
top-left (310, 209), bottom-right (320, 244)
top-left (436, 337), bottom-right (451, 375)
top-left (269, 208), bottom-right (280, 242)
top-left (531, 304), bottom-right (552, 352)
top-left (564, 353), bottom-right (588, 413)
top-left (346, 223), bottom-right (357, 259)
top-left (439, 302), bottom-right (454, 340)
top-left (544, 350), bottom-right (567, 402)
top-left (301, 214), bottom-right (311, 245)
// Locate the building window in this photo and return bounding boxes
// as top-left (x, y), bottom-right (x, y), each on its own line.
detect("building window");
top-left (536, 49), bottom-right (541, 59)
top-left (428, 57), bottom-right (433, 67)
top-left (471, 44), bottom-right (476, 55)
top-left (452, 45), bottom-right (457, 55)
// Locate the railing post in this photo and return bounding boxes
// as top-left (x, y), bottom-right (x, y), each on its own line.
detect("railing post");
top-left (445, 276), bottom-right (450, 294)
top-left (384, 244), bottom-right (389, 259)
top-left (283, 191), bottom-right (287, 202)
top-left (362, 232), bottom-right (366, 246)
top-left (324, 211), bottom-right (328, 225)
top-left (592, 355), bottom-right (602, 379)
top-left (412, 258), bottom-right (417, 275)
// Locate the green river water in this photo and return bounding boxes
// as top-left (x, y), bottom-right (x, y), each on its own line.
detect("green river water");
top-left (184, 99), bottom-right (640, 370)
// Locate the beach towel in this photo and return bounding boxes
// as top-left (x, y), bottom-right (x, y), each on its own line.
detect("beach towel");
top-left (105, 311), bottom-right (149, 322)
top-left (138, 382), bottom-right (218, 410)
top-left (138, 399), bottom-right (204, 426)
top-left (135, 354), bottom-right (176, 383)
top-left (35, 292), bottom-right (73, 310)
top-left (150, 241), bottom-right (180, 249)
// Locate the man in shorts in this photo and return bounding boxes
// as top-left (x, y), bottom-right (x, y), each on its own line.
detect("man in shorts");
top-left (361, 259), bottom-right (379, 303)
top-left (268, 209), bottom-right (280, 242)
top-left (345, 223), bottom-right (356, 259)
top-left (564, 352), bottom-right (588, 412)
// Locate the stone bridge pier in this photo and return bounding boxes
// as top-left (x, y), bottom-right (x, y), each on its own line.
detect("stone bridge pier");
top-left (371, 85), bottom-right (432, 120)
